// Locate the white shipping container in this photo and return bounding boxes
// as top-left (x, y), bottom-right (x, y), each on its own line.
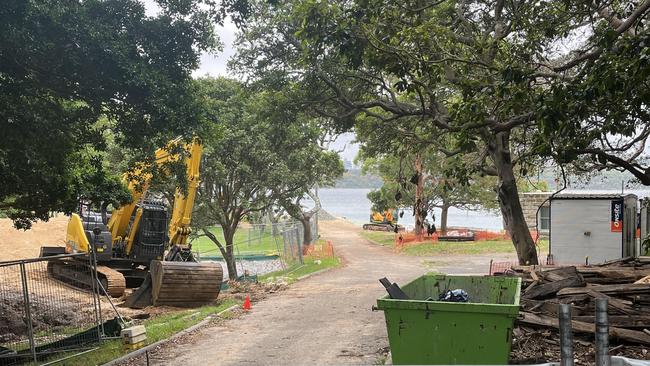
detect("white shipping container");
top-left (549, 194), bottom-right (637, 265)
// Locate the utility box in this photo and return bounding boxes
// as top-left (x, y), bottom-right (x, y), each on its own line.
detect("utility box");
top-left (549, 193), bottom-right (638, 264)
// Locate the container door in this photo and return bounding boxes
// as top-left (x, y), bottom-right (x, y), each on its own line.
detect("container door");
top-left (623, 197), bottom-right (637, 257)
top-left (641, 199), bottom-right (649, 255)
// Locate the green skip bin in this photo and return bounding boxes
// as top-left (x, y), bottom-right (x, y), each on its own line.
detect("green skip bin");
top-left (376, 274), bottom-right (521, 365)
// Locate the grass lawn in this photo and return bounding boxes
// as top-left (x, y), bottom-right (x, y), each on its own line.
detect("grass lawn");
top-left (259, 240), bottom-right (342, 284)
top-left (42, 300), bottom-right (239, 366)
top-left (360, 231), bottom-right (549, 256)
top-left (191, 226), bottom-right (283, 257)
top-left (361, 231), bottom-right (396, 247)
top-left (259, 256), bottom-right (341, 284)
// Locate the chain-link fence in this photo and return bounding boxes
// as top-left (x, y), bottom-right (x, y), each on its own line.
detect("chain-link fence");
top-left (194, 213), bottom-right (320, 278)
top-left (0, 254), bottom-right (104, 365)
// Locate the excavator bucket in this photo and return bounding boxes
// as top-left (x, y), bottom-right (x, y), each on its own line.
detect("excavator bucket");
top-left (124, 261), bottom-right (223, 308)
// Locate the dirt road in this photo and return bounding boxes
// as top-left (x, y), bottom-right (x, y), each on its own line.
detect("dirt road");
top-left (150, 219), bottom-right (515, 365)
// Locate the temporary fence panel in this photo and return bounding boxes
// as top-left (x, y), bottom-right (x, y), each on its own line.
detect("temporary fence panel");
top-left (0, 254), bottom-right (103, 365)
top-left (193, 213), bottom-right (322, 277)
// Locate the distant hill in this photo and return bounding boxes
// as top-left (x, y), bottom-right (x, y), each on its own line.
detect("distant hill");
top-left (535, 168), bottom-right (646, 191)
top-left (334, 169), bottom-right (383, 189)
top-left (335, 165), bottom-right (648, 191)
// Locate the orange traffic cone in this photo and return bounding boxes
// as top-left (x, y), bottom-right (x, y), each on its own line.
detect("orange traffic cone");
top-left (243, 295), bottom-right (251, 311)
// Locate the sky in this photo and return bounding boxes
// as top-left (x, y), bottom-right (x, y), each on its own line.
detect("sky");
top-left (192, 18), bottom-right (239, 78)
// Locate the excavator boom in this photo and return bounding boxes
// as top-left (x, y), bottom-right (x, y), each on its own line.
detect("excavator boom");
top-left (168, 139), bottom-right (201, 246)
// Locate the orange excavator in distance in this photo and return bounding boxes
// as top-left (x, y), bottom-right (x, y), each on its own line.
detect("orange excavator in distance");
top-left (362, 209), bottom-right (403, 232)
top-left (41, 137), bottom-right (223, 308)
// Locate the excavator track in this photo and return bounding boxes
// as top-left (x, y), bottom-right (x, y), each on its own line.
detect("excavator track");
top-left (47, 258), bottom-right (126, 298)
top-left (97, 265), bottom-right (127, 297)
top-left (362, 223), bottom-right (404, 232)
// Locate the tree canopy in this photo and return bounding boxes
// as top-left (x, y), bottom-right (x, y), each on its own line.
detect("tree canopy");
top-left (192, 77), bottom-right (343, 279)
top-left (231, 0), bottom-right (650, 264)
top-left (0, 0), bottom-right (248, 228)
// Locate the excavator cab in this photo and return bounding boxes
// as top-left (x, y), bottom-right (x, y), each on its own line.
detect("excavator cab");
top-left (80, 213), bottom-right (114, 262)
top-left (128, 201), bottom-right (168, 265)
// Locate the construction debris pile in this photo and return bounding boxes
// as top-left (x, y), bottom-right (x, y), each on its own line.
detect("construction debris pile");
top-left (500, 257), bottom-right (650, 363)
top-left (510, 328), bottom-right (650, 365)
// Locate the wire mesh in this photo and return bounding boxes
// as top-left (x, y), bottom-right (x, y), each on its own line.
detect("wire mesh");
top-left (0, 254), bottom-right (102, 365)
top-left (193, 213), bottom-right (321, 277)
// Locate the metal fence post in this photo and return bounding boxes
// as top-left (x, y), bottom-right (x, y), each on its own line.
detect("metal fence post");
top-left (559, 303), bottom-right (574, 366)
top-left (286, 229), bottom-right (294, 260)
top-left (595, 298), bottom-right (610, 366)
top-left (19, 262), bottom-right (37, 363)
top-left (88, 237), bottom-right (104, 339)
top-left (296, 226), bottom-right (303, 264)
top-left (289, 227), bottom-right (294, 258)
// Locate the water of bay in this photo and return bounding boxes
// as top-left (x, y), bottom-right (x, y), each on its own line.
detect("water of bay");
top-left (317, 188), bottom-right (503, 231)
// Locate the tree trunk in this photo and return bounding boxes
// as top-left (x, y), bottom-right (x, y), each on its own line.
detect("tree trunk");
top-left (440, 204), bottom-right (449, 234)
top-left (414, 154), bottom-right (424, 236)
top-left (299, 215), bottom-right (312, 250)
top-left (222, 226), bottom-right (238, 280)
top-left (201, 227), bottom-right (239, 283)
top-left (486, 131), bottom-right (538, 265)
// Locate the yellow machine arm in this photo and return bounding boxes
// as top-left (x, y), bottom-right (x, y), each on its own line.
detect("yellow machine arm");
top-left (107, 137), bottom-right (202, 254)
top-left (168, 139), bottom-right (201, 245)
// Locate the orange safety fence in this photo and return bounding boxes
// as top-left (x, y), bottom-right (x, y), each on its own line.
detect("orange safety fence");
top-left (302, 240), bottom-right (335, 258)
top-left (393, 227), bottom-right (513, 252)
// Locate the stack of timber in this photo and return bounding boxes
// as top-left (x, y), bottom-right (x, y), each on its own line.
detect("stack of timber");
top-left (506, 257), bottom-right (650, 346)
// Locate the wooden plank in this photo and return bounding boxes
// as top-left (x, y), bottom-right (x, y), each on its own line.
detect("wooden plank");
top-left (518, 312), bottom-right (650, 345)
top-left (557, 294), bottom-right (591, 304)
top-left (626, 294), bottom-right (650, 304)
top-left (524, 280), bottom-right (539, 293)
top-left (585, 289), bottom-right (639, 315)
top-left (530, 271), bottom-right (540, 282)
top-left (524, 276), bottom-right (586, 300)
top-left (578, 268), bottom-right (650, 281)
top-left (596, 257), bottom-right (635, 267)
top-left (512, 265), bottom-right (557, 272)
top-left (521, 298), bottom-right (589, 316)
top-left (572, 315), bottom-right (650, 328)
top-left (543, 266), bottom-right (582, 282)
top-left (558, 283), bottom-right (650, 297)
top-left (584, 277), bottom-right (638, 285)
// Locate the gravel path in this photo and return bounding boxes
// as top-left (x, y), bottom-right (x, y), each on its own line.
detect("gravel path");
top-left (143, 219), bottom-right (515, 365)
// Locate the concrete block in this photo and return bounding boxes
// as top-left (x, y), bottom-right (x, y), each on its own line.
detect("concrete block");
top-left (121, 325), bottom-right (146, 338)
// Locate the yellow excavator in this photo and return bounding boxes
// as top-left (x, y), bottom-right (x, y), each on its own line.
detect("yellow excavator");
top-left (41, 137), bottom-right (223, 308)
top-left (362, 209), bottom-right (403, 232)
